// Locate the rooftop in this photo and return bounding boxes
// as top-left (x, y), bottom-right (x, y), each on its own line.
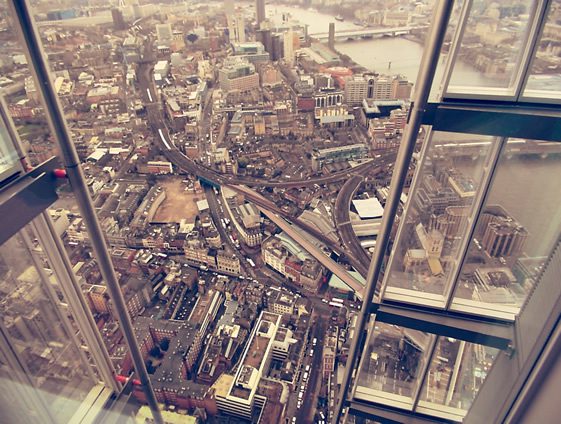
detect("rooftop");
top-left (352, 197), bottom-right (384, 219)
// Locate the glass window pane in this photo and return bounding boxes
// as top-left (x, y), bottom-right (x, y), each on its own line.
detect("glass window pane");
top-left (0, 98), bottom-right (24, 184)
top-left (417, 337), bottom-right (498, 421)
top-left (354, 320), bottom-right (434, 409)
top-left (0, 226), bottom-right (97, 422)
top-left (383, 132), bottom-right (496, 306)
top-left (451, 138), bottom-right (561, 319)
top-left (446, 0), bottom-right (533, 96)
top-left (523, 0), bottom-right (561, 100)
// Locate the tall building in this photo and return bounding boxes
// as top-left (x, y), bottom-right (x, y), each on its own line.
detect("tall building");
top-left (256, 0), bottom-right (265, 27)
top-left (4, 2), bottom-right (561, 424)
top-left (256, 29), bottom-right (272, 55)
top-left (328, 22), bottom-right (335, 50)
top-left (111, 8), bottom-right (126, 31)
top-left (228, 12), bottom-right (246, 43)
top-left (480, 206), bottom-right (528, 258)
top-left (333, 3), bottom-right (561, 424)
top-left (283, 29), bottom-right (294, 65)
top-left (372, 75), bottom-right (393, 100)
top-left (344, 75), bottom-right (369, 105)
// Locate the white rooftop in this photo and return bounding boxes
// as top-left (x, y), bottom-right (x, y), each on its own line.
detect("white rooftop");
top-left (352, 198), bottom-right (384, 219)
top-left (196, 199), bottom-right (209, 212)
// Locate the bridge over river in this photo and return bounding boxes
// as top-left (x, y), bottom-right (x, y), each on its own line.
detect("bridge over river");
top-left (309, 25), bottom-right (428, 41)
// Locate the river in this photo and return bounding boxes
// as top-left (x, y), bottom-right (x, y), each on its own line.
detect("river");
top-left (267, 5), bottom-right (561, 255)
top-left (268, 5), bottom-right (492, 87)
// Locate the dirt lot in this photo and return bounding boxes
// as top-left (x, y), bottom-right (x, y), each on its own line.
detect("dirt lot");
top-left (153, 178), bottom-right (205, 223)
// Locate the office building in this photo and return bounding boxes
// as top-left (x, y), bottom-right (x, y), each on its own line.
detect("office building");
top-left (232, 42), bottom-right (270, 64)
top-left (283, 29), bottom-right (294, 65)
top-left (218, 60), bottom-right (259, 92)
top-left (228, 12), bottom-right (246, 44)
top-left (156, 23), bottom-right (173, 45)
top-left (255, 29), bottom-right (272, 55)
top-left (212, 311), bottom-right (291, 418)
top-left (311, 144), bottom-right (368, 171)
top-left (344, 75), bottom-right (370, 105)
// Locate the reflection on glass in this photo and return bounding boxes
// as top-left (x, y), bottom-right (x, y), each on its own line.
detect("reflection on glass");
top-left (0, 226), bottom-right (95, 422)
top-left (383, 133), bottom-right (494, 305)
top-left (451, 139), bottom-right (561, 319)
top-left (417, 337), bottom-right (498, 420)
top-left (447, 0), bottom-right (532, 93)
top-left (0, 102), bottom-right (22, 183)
top-left (355, 321), bottom-right (433, 408)
top-left (524, 0), bottom-right (561, 99)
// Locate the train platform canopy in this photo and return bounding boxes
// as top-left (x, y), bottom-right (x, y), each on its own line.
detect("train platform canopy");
top-left (352, 198), bottom-right (384, 219)
top-left (329, 270), bottom-right (366, 293)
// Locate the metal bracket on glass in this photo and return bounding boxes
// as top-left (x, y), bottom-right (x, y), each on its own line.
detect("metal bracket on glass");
top-left (370, 302), bottom-right (513, 350)
top-left (423, 101), bottom-right (561, 141)
top-left (0, 156), bottom-right (59, 245)
top-left (347, 399), bottom-right (458, 424)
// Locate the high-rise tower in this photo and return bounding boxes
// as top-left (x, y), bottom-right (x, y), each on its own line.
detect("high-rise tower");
top-left (328, 22), bottom-right (335, 50)
top-left (256, 0), bottom-right (266, 27)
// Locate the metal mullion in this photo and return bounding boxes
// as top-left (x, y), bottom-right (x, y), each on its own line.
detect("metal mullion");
top-left (348, 399), bottom-right (458, 423)
top-left (515, 0), bottom-right (553, 101)
top-left (19, 225), bottom-right (98, 383)
top-left (444, 0), bottom-right (545, 101)
top-left (443, 136), bottom-right (508, 309)
top-left (9, 2), bottom-right (163, 421)
top-left (439, 0), bottom-right (473, 98)
top-left (348, 316), bottom-right (377, 401)
top-left (334, 3), bottom-right (455, 421)
top-left (373, 303), bottom-right (513, 349)
top-left (378, 126), bottom-right (435, 301)
top-left (31, 212), bottom-right (120, 392)
top-left (412, 335), bottom-right (439, 411)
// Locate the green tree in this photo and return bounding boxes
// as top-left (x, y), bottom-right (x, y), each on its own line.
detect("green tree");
top-left (186, 33), bottom-right (199, 44)
top-left (160, 338), bottom-right (170, 351)
top-left (145, 359), bottom-right (156, 374)
top-left (238, 156), bottom-right (249, 168)
top-left (149, 346), bottom-right (163, 358)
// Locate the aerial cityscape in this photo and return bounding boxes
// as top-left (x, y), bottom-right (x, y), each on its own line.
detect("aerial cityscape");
top-left (1, 0), bottom-right (561, 423)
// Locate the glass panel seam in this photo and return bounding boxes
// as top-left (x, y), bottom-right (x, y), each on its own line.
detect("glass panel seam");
top-left (19, 226), bottom-right (98, 382)
top-left (31, 213), bottom-right (119, 392)
top-left (515, 0), bottom-right (554, 101)
top-left (379, 126), bottom-right (435, 299)
top-left (412, 335), bottom-right (438, 410)
top-left (444, 136), bottom-right (508, 309)
top-left (440, 0), bottom-right (474, 97)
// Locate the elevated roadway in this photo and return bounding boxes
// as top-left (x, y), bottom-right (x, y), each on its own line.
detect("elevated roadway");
top-left (227, 184), bottom-right (369, 277)
top-left (334, 175), bottom-right (372, 270)
top-left (257, 207), bottom-right (365, 299)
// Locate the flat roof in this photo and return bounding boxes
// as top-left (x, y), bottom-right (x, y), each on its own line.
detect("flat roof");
top-left (352, 197), bottom-right (384, 219)
top-left (196, 199), bottom-right (209, 211)
top-left (329, 270), bottom-right (366, 291)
